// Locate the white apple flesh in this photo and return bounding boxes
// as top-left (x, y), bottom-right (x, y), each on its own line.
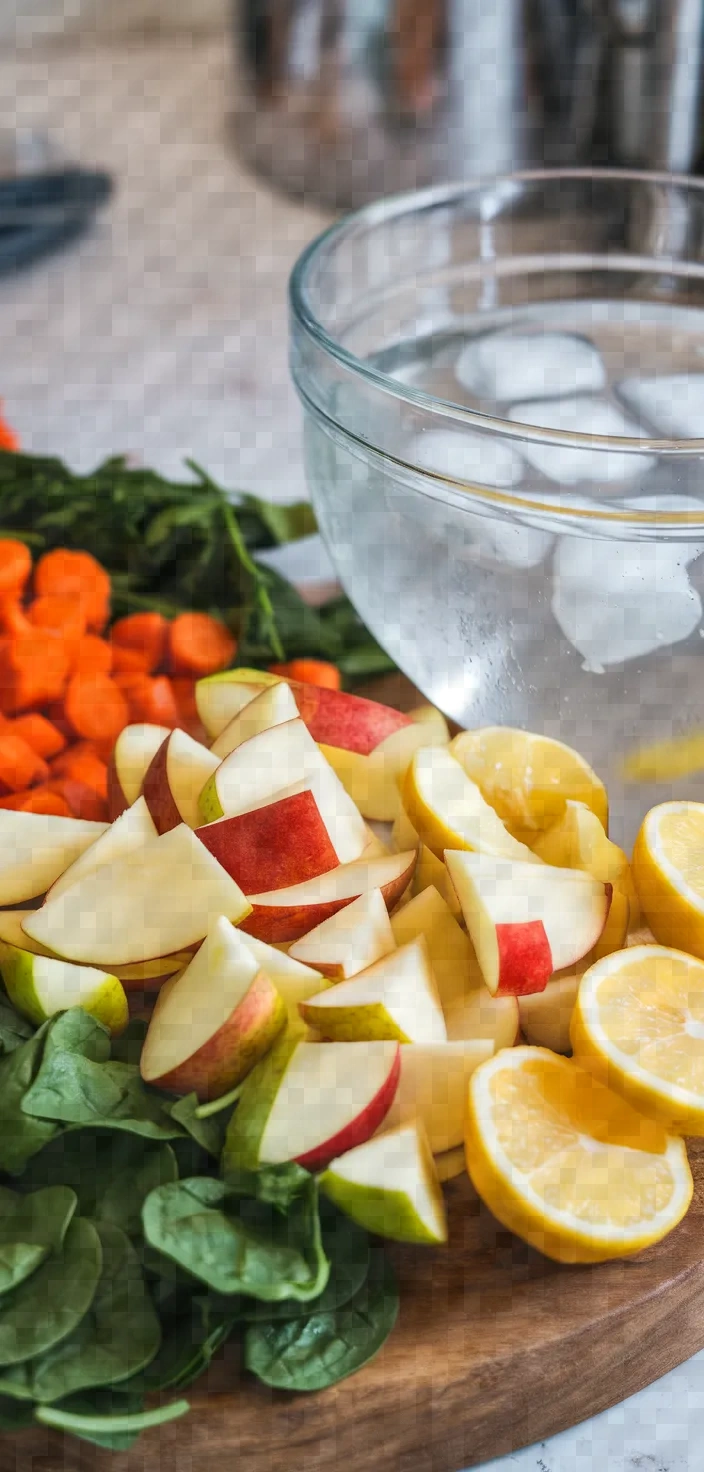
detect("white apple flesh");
top-left (289, 887), bottom-right (396, 979)
top-left (49, 796), bottom-right (157, 902)
top-left (381, 1038), bottom-right (492, 1152)
top-left (241, 849), bottom-right (416, 944)
top-left (299, 937), bottom-right (447, 1043)
top-left (107, 723), bottom-right (172, 819)
top-left (0, 809), bottom-right (108, 906)
top-left (209, 680), bottom-right (299, 759)
top-left (0, 909), bottom-right (192, 991)
top-left (319, 718), bottom-right (449, 823)
top-left (319, 1121), bottom-right (448, 1245)
top-left (142, 729), bottom-right (219, 834)
top-left (0, 943), bottom-right (128, 1034)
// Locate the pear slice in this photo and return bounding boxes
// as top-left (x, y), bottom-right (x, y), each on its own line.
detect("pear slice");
top-left (300, 937), bottom-right (446, 1043)
top-left (289, 888), bottom-right (396, 980)
top-left (319, 1121), bottom-right (447, 1245)
top-left (0, 943), bottom-right (128, 1034)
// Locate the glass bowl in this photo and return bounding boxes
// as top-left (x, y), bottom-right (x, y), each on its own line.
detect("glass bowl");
top-left (289, 170), bottom-right (704, 845)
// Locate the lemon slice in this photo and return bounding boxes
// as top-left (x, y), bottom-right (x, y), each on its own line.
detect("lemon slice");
top-left (633, 800), bottom-right (704, 959)
top-left (571, 944), bottom-right (704, 1134)
top-left (466, 1046), bottom-right (692, 1263)
top-left (402, 746), bottom-right (537, 863)
top-left (450, 727), bottom-right (608, 843)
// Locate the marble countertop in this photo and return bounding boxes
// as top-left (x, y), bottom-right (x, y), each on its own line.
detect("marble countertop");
top-left (0, 31), bottom-right (702, 1472)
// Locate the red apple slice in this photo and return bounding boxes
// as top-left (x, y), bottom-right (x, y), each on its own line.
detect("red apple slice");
top-left (0, 909), bottom-right (193, 990)
top-left (445, 850), bottom-right (611, 997)
top-left (241, 849), bottom-right (417, 944)
top-left (300, 936), bottom-right (446, 1043)
top-left (284, 681), bottom-right (412, 755)
top-left (23, 823), bottom-right (251, 966)
top-left (107, 723), bottom-right (172, 819)
top-left (49, 796), bottom-right (157, 902)
top-left (143, 729), bottom-right (219, 834)
top-left (210, 681), bottom-right (299, 760)
top-left (196, 789), bottom-right (339, 892)
top-left (223, 1034), bottom-right (401, 1173)
top-left (0, 809), bottom-right (108, 906)
top-left (195, 668), bottom-right (277, 739)
top-left (140, 916), bottom-right (286, 1100)
top-left (289, 887), bottom-right (396, 979)
top-left (381, 1038), bottom-right (492, 1152)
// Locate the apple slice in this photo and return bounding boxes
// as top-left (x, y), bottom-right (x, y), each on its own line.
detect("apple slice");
top-left (319, 1121), bottom-right (447, 1244)
top-left (445, 850), bottom-right (611, 997)
top-left (434, 1145), bottom-right (467, 1184)
top-left (286, 682), bottom-right (412, 756)
top-left (223, 1034), bottom-right (400, 1173)
top-left (242, 849), bottom-right (416, 944)
top-left (49, 796), bottom-right (157, 902)
top-left (413, 844), bottom-right (462, 917)
top-left (532, 799), bottom-right (638, 951)
top-left (300, 937), bottom-right (446, 1043)
top-left (402, 747), bottom-right (540, 863)
top-left (320, 719), bottom-right (450, 824)
top-left (382, 1039), bottom-right (492, 1152)
top-left (142, 729), bottom-right (219, 834)
top-left (23, 823), bottom-right (251, 966)
top-left (289, 887), bottom-right (396, 979)
top-left (197, 789), bottom-right (340, 893)
top-left (517, 961), bottom-right (586, 1054)
top-left (407, 704), bottom-right (451, 743)
top-left (210, 681), bottom-right (299, 760)
top-left (140, 916), bottom-right (286, 1100)
top-left (107, 723), bottom-right (172, 819)
top-left (237, 932), bottom-right (329, 1030)
top-left (0, 809), bottom-right (108, 906)
top-left (0, 941), bottom-right (128, 1033)
top-left (0, 909), bottom-right (191, 990)
top-left (195, 668), bottom-right (279, 739)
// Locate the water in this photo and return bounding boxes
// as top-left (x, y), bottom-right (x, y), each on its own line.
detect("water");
top-left (305, 297), bottom-right (704, 847)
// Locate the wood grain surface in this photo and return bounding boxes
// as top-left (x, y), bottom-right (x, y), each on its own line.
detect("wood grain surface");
top-left (3, 677), bottom-right (703, 1472)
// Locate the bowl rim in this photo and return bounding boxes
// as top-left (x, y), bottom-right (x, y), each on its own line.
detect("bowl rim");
top-left (289, 167), bottom-right (704, 479)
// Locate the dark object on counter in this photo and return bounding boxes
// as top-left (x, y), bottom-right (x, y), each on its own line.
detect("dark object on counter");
top-left (0, 167), bottom-right (113, 275)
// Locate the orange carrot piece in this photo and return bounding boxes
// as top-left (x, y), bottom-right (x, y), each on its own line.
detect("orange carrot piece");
top-left (170, 677), bottom-right (199, 724)
top-left (11, 713), bottom-right (66, 760)
top-left (28, 594), bottom-right (88, 650)
top-left (0, 541), bottom-right (31, 601)
top-left (0, 786), bottom-right (71, 816)
top-left (111, 644), bottom-right (153, 675)
top-left (0, 729), bottom-right (48, 792)
top-left (34, 549), bottom-right (111, 633)
top-left (71, 634), bottom-right (113, 677)
top-left (51, 741), bottom-right (108, 799)
top-left (0, 409), bottom-right (19, 454)
top-left (111, 612), bottom-right (169, 673)
top-left (0, 633), bottom-right (70, 714)
top-left (168, 612), bottom-right (236, 677)
top-left (0, 601), bottom-right (33, 639)
top-left (116, 674), bottom-right (180, 729)
top-left (64, 673), bottom-right (129, 746)
top-left (48, 777), bottom-right (108, 822)
top-left (268, 658), bottom-right (342, 691)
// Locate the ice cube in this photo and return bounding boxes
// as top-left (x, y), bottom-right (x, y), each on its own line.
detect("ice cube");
top-left (508, 397), bottom-right (655, 485)
top-left (456, 331), bottom-right (606, 403)
top-left (412, 428), bottom-right (523, 487)
top-left (552, 534), bottom-right (702, 670)
top-left (622, 494), bottom-right (704, 566)
top-left (618, 375), bottom-right (704, 438)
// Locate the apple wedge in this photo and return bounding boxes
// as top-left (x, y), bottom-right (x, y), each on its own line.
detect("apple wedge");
top-left (142, 729), bottom-right (220, 834)
top-left (23, 822), bottom-right (251, 966)
top-left (0, 909), bottom-right (191, 990)
top-left (195, 668), bottom-right (279, 739)
top-left (532, 799), bottom-right (639, 950)
top-left (382, 1039), bottom-right (492, 1152)
top-left (518, 961), bottom-right (586, 1054)
top-left (241, 849), bottom-right (416, 944)
top-left (196, 789), bottom-right (340, 893)
top-left (299, 937), bottom-right (446, 1043)
top-left (320, 719), bottom-right (449, 824)
top-left (319, 1121), bottom-right (447, 1245)
top-left (237, 932), bottom-right (329, 1030)
top-left (49, 796), bottom-right (157, 902)
top-left (140, 916), bottom-right (286, 1100)
top-left (210, 681), bottom-right (299, 760)
top-left (0, 942), bottom-right (128, 1034)
top-left (107, 723), bottom-right (172, 819)
top-left (223, 1035), bottom-right (400, 1173)
top-left (445, 850), bottom-right (612, 997)
top-left (195, 668), bottom-right (414, 752)
top-left (289, 887), bottom-right (396, 979)
top-left (413, 844), bottom-right (462, 917)
top-left (0, 809), bottom-right (108, 906)
top-left (403, 747), bottom-right (540, 863)
top-left (434, 1145), bottom-right (467, 1184)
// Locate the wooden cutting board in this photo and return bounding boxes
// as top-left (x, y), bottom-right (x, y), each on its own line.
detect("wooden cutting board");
top-left (4, 676), bottom-right (704, 1472)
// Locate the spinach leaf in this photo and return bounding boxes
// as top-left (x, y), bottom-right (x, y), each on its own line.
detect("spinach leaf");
top-left (239, 493), bottom-right (317, 548)
top-left (20, 1131), bottom-right (179, 1240)
top-left (0, 1022), bottom-right (58, 1174)
top-left (167, 1092), bottom-right (229, 1158)
top-left (225, 1160), bottom-right (313, 1213)
top-left (39, 1388), bottom-right (146, 1450)
top-left (36, 1394), bottom-right (189, 1447)
top-left (142, 1175), bottom-right (329, 1302)
top-left (0, 1186), bottom-right (77, 1297)
top-left (0, 1395), bottom-right (33, 1430)
top-left (110, 1016), bottom-right (149, 1065)
top-left (241, 1203), bottom-right (369, 1322)
top-left (132, 1292), bottom-right (236, 1395)
top-left (244, 1247), bottom-right (399, 1391)
top-left (0, 1216), bottom-right (102, 1367)
top-left (0, 999), bottom-right (34, 1056)
top-left (0, 1223), bottom-right (161, 1403)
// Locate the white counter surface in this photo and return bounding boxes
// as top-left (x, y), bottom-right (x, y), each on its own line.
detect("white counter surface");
top-left (0, 31), bottom-right (702, 1472)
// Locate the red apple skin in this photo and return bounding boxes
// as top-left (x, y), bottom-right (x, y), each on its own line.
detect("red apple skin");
top-left (285, 681), bottom-right (412, 756)
top-left (142, 737), bottom-right (182, 835)
top-left (196, 790), bottom-right (339, 892)
top-left (107, 755), bottom-right (129, 821)
top-left (293, 1044), bottom-right (401, 1172)
top-left (494, 920), bottom-right (553, 998)
top-left (142, 970), bottom-right (286, 1101)
top-left (239, 858), bottom-right (415, 944)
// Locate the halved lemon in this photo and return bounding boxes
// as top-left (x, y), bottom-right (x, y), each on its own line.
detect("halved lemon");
top-left (633, 801), bottom-right (704, 959)
top-left (450, 727), bottom-right (608, 843)
top-left (465, 1046), bottom-right (691, 1263)
top-left (401, 746), bottom-right (536, 863)
top-left (571, 944), bottom-right (704, 1135)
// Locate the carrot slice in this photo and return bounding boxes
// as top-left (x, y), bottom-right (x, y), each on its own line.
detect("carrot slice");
top-left (51, 741), bottom-right (108, 799)
top-left (0, 786), bottom-right (71, 816)
top-left (0, 410), bottom-right (19, 454)
top-left (0, 729), bottom-right (48, 792)
top-left (0, 541), bottom-right (31, 601)
top-left (116, 674), bottom-right (180, 728)
top-left (71, 634), bottom-right (113, 677)
top-left (48, 777), bottom-right (108, 822)
top-left (34, 549), bottom-right (111, 632)
top-left (28, 594), bottom-right (88, 651)
top-left (64, 672), bottom-right (129, 745)
top-left (11, 713), bottom-right (66, 760)
top-left (111, 612), bottom-right (168, 673)
top-left (111, 644), bottom-right (153, 675)
top-left (268, 658), bottom-right (342, 691)
top-left (0, 601), bottom-right (33, 639)
top-left (0, 633), bottom-right (70, 713)
top-left (170, 677), bottom-right (198, 724)
top-left (168, 612), bottom-right (236, 677)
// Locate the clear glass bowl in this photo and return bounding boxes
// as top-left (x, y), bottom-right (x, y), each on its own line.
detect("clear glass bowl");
top-left (289, 170), bottom-right (704, 844)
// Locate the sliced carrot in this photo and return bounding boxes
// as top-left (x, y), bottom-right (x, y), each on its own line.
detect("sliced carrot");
top-left (71, 634), bottom-right (113, 677)
top-left (0, 728), bottom-right (48, 792)
top-left (11, 713), bottom-right (66, 760)
top-left (34, 548), bottom-right (111, 632)
top-left (269, 658), bottom-right (342, 691)
top-left (168, 612), bottom-right (236, 677)
top-left (0, 541), bottom-right (31, 600)
top-left (64, 672), bottom-right (129, 746)
top-left (0, 633), bottom-right (70, 714)
top-left (170, 677), bottom-right (199, 724)
top-left (0, 601), bottom-right (33, 639)
top-left (51, 741), bottom-right (108, 799)
top-left (116, 674), bottom-right (180, 728)
top-left (0, 786), bottom-right (71, 816)
top-left (0, 410), bottom-right (19, 454)
top-left (48, 777), bottom-right (108, 822)
top-left (28, 594), bottom-right (88, 651)
top-left (111, 612), bottom-right (168, 673)
top-left (111, 644), bottom-right (153, 675)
